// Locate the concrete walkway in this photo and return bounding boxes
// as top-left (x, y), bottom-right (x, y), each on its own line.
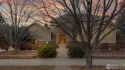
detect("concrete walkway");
top-left (56, 44), bottom-right (68, 58)
top-left (54, 44), bottom-right (72, 70)
top-left (54, 66), bottom-right (72, 70)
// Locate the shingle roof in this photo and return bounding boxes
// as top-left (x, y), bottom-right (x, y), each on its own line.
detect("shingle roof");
top-left (28, 23), bottom-right (52, 33)
top-left (50, 13), bottom-right (100, 24)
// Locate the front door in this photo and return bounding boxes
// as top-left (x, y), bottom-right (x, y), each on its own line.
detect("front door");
top-left (59, 34), bottom-right (66, 44)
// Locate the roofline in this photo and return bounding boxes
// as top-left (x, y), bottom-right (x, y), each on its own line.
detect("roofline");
top-left (28, 23), bottom-right (52, 33)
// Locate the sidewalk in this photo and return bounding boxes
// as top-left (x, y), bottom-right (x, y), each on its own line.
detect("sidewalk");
top-left (0, 59), bottom-right (125, 66)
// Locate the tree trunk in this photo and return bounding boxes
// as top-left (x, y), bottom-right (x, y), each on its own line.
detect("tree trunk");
top-left (14, 46), bottom-right (17, 53)
top-left (86, 52), bottom-right (92, 70)
top-left (15, 46), bottom-right (18, 53)
top-left (13, 45), bottom-right (18, 53)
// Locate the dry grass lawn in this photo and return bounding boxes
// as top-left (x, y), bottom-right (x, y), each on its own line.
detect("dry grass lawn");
top-left (0, 50), bottom-right (37, 55)
top-left (0, 66), bottom-right (54, 70)
top-left (0, 49), bottom-right (125, 59)
top-left (72, 65), bottom-right (123, 70)
top-left (0, 65), bottom-right (122, 70)
top-left (0, 50), bottom-right (37, 59)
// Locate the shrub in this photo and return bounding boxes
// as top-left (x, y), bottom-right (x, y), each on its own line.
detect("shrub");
top-left (19, 41), bottom-right (42, 50)
top-left (99, 43), bottom-right (110, 50)
top-left (0, 42), bottom-right (10, 51)
top-left (66, 43), bottom-right (70, 48)
top-left (37, 44), bottom-right (57, 58)
top-left (47, 41), bottom-right (59, 49)
top-left (66, 41), bottom-right (74, 48)
top-left (68, 44), bottom-right (85, 58)
top-left (50, 43), bottom-right (59, 49)
top-left (34, 42), bottom-right (44, 50)
top-left (19, 41), bottom-right (37, 50)
top-left (0, 36), bottom-right (10, 51)
top-left (110, 43), bottom-right (121, 50)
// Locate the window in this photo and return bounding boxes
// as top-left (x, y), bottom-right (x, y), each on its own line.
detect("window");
top-left (51, 32), bottom-right (56, 40)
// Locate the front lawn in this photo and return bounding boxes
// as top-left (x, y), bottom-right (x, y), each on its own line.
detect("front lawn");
top-left (0, 66), bottom-right (54, 70)
top-left (0, 50), bottom-right (37, 59)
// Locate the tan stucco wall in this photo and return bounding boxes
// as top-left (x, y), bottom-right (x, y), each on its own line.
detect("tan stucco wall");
top-left (51, 23), bottom-right (116, 44)
top-left (50, 26), bottom-right (73, 44)
top-left (92, 27), bottom-right (116, 43)
top-left (102, 29), bottom-right (116, 43)
top-left (28, 24), bottom-right (51, 41)
top-left (29, 22), bottom-right (116, 44)
top-left (73, 27), bottom-right (116, 43)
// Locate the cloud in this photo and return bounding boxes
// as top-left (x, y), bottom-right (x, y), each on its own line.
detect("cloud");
top-left (0, 0), bottom-right (123, 25)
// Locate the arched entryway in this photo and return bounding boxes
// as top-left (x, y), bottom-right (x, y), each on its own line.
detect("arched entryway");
top-left (59, 34), bottom-right (66, 44)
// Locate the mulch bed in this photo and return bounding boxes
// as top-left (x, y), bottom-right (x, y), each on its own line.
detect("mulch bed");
top-left (0, 50), bottom-right (37, 59)
top-left (0, 50), bottom-right (125, 59)
top-left (93, 50), bottom-right (125, 59)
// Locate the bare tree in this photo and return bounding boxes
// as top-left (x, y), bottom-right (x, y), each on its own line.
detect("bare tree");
top-left (117, 0), bottom-right (125, 36)
top-left (0, 0), bottom-right (4, 5)
top-left (0, 12), bottom-right (11, 51)
top-left (0, 0), bottom-right (34, 53)
top-left (31, 0), bottom-right (125, 70)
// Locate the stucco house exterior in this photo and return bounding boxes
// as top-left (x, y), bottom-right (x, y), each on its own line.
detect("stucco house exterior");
top-left (28, 23), bottom-right (52, 44)
top-left (28, 14), bottom-right (117, 45)
top-left (50, 25), bottom-right (73, 44)
top-left (28, 24), bottom-right (116, 45)
top-left (28, 22), bottom-right (72, 44)
top-left (50, 14), bottom-right (116, 44)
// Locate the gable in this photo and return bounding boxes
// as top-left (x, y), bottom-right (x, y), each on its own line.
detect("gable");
top-left (28, 23), bottom-right (51, 33)
top-left (28, 23), bottom-right (52, 41)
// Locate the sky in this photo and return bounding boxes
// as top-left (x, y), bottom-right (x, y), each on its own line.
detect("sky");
top-left (0, 0), bottom-right (123, 25)
top-left (0, 0), bottom-right (36, 25)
